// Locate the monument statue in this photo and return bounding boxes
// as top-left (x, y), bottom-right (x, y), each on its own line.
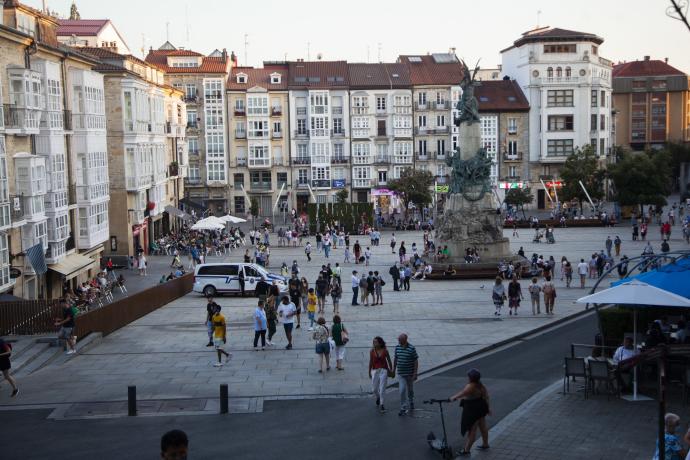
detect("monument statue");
top-left (435, 60), bottom-right (511, 262)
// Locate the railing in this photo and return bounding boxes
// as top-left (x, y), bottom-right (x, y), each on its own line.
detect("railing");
top-left (432, 126), bottom-right (450, 134)
top-left (185, 177), bottom-right (202, 185)
top-left (293, 157), bottom-right (311, 165)
top-left (376, 129), bottom-right (387, 137)
top-left (431, 101), bottom-right (448, 110)
top-left (331, 157), bottom-right (348, 164)
top-left (331, 129), bottom-right (346, 137)
top-left (374, 155), bottom-right (390, 164)
top-left (0, 298), bottom-right (61, 336)
top-left (72, 113), bottom-right (106, 130)
top-left (295, 180), bottom-right (310, 188)
top-left (235, 130), bottom-right (246, 139)
top-left (293, 130), bottom-right (309, 138)
top-left (332, 107), bottom-right (343, 115)
top-left (271, 107), bottom-right (282, 116)
top-left (415, 127), bottom-right (429, 135)
top-left (236, 158), bottom-right (247, 167)
top-left (272, 131), bottom-right (283, 138)
top-left (310, 128), bottom-right (328, 137)
top-left (393, 156), bottom-right (413, 165)
top-left (353, 179), bottom-right (372, 188)
top-left (417, 154), bottom-right (429, 161)
top-left (126, 174), bottom-right (153, 190)
top-left (184, 96), bottom-right (198, 103)
top-left (434, 151), bottom-right (450, 159)
top-left (187, 122), bottom-right (198, 129)
top-left (234, 108), bottom-right (246, 116)
top-left (352, 156), bottom-right (372, 165)
top-left (540, 76), bottom-right (580, 84)
top-left (503, 152), bottom-right (523, 161)
top-left (501, 176), bottom-right (521, 181)
top-left (250, 183), bottom-right (272, 191)
top-left (188, 149), bottom-right (200, 156)
top-left (414, 102), bottom-right (428, 110)
top-left (9, 195), bottom-right (23, 221)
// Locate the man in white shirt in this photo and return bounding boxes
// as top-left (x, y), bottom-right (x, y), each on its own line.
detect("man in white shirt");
top-left (351, 270), bottom-right (360, 306)
top-left (613, 337), bottom-right (639, 392)
top-left (277, 296), bottom-right (296, 350)
top-left (577, 258), bottom-right (588, 288)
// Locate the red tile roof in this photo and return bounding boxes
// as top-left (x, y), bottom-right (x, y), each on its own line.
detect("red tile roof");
top-left (513, 27), bottom-right (603, 47)
top-left (613, 59), bottom-right (686, 78)
top-left (227, 65), bottom-right (289, 90)
top-left (475, 80), bottom-right (530, 112)
top-left (57, 19), bottom-right (108, 36)
top-left (287, 61), bottom-right (349, 89)
top-left (145, 49), bottom-right (229, 74)
top-left (79, 47), bottom-right (152, 69)
top-left (348, 63), bottom-right (411, 89)
top-left (398, 54), bottom-right (464, 86)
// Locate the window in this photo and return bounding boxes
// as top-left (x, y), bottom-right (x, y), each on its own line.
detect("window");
top-left (250, 171), bottom-right (272, 189)
top-left (600, 139), bottom-right (606, 156)
top-left (547, 90), bottom-right (573, 107)
top-left (436, 92), bottom-right (446, 104)
top-left (378, 170), bottom-right (388, 183)
top-left (548, 115), bottom-right (574, 131)
top-left (333, 118), bottom-right (343, 134)
top-left (353, 143), bottom-right (371, 164)
top-left (277, 172), bottom-right (288, 186)
top-left (600, 114), bottom-right (606, 130)
top-left (507, 118), bottom-right (517, 134)
top-left (249, 120), bottom-right (268, 137)
top-left (188, 165), bottom-right (200, 180)
top-left (437, 139), bottom-right (446, 155)
top-left (543, 44), bottom-right (576, 53)
top-left (233, 173), bottom-right (244, 188)
top-left (184, 84), bottom-right (197, 99)
top-left (600, 90), bottom-right (606, 108)
top-left (311, 167), bottom-right (330, 180)
top-left (297, 119), bottom-right (307, 135)
top-left (507, 141), bottom-right (518, 156)
top-left (591, 90), bottom-right (597, 107)
top-left (237, 73), bottom-right (247, 84)
top-left (565, 67), bottom-right (571, 78)
top-left (332, 167), bottom-right (345, 180)
top-left (273, 121), bottom-right (281, 134)
top-left (270, 73), bottom-right (281, 84)
top-left (298, 169), bottom-right (309, 184)
top-left (392, 166), bottom-right (407, 179)
top-left (436, 115), bottom-right (445, 127)
top-left (376, 96), bottom-right (386, 111)
top-left (333, 143), bottom-right (345, 161)
top-left (591, 114), bottom-right (597, 131)
top-left (418, 140), bottom-right (427, 155)
top-left (247, 96), bottom-right (268, 116)
top-left (393, 142), bottom-right (413, 164)
top-left (418, 92), bottom-right (427, 105)
top-left (233, 196), bottom-right (245, 214)
top-left (235, 99), bottom-right (246, 112)
top-left (249, 146), bottom-right (270, 167)
top-left (547, 139), bottom-right (574, 156)
top-left (187, 110), bottom-right (197, 127)
top-left (508, 166), bottom-right (517, 177)
top-left (556, 67), bottom-right (562, 78)
top-left (592, 45), bottom-right (598, 55)
top-left (188, 138), bottom-right (199, 154)
top-left (418, 115), bottom-right (427, 128)
top-left (547, 67), bottom-right (553, 79)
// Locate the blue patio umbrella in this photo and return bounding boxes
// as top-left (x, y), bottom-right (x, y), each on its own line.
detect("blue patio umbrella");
top-left (612, 258), bottom-right (690, 299)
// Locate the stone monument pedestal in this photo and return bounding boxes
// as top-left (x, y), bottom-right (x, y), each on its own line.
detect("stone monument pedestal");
top-left (436, 193), bottom-right (512, 263)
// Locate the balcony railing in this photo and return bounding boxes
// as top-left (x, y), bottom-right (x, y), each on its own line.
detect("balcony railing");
top-left (4, 105), bottom-right (40, 131)
top-left (331, 157), bottom-right (348, 164)
top-left (126, 174), bottom-right (153, 191)
top-left (432, 126), bottom-right (450, 134)
top-left (414, 102), bottom-right (428, 111)
top-left (271, 107), bottom-right (282, 116)
top-left (310, 128), bottom-right (328, 137)
top-left (293, 157), bottom-right (311, 165)
top-left (185, 177), bottom-right (202, 185)
top-left (293, 130), bottom-right (309, 138)
top-left (503, 152), bottom-right (523, 161)
top-left (296, 107), bottom-right (307, 115)
top-left (184, 95), bottom-right (198, 104)
top-left (353, 179), bottom-right (372, 188)
top-left (234, 108), bottom-right (246, 116)
top-left (540, 76), bottom-right (581, 84)
top-left (188, 149), bottom-right (200, 156)
top-left (416, 154), bottom-right (429, 161)
top-left (248, 158), bottom-right (271, 168)
top-left (187, 122), bottom-right (199, 129)
top-left (272, 131), bottom-right (283, 138)
top-left (295, 180), bottom-right (310, 189)
top-left (236, 158), bottom-right (247, 167)
top-left (331, 129), bottom-right (346, 137)
top-left (352, 155), bottom-right (372, 165)
top-left (235, 130), bottom-right (246, 139)
top-left (250, 182), bottom-right (272, 191)
top-left (72, 113), bottom-right (105, 130)
top-left (10, 195), bottom-right (24, 221)
top-left (431, 101), bottom-right (449, 110)
top-left (374, 155), bottom-right (390, 164)
top-left (415, 127), bottom-right (429, 135)
top-left (332, 107), bottom-right (343, 115)
top-left (376, 129), bottom-right (388, 137)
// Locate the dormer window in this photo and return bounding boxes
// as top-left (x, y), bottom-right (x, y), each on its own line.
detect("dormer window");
top-left (237, 73), bottom-right (248, 84)
top-left (270, 73), bottom-right (281, 84)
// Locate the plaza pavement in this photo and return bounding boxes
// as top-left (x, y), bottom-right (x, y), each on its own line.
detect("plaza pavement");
top-left (0, 222), bottom-right (688, 411)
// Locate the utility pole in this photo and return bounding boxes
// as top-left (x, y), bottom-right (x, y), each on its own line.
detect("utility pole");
top-left (377, 42), bottom-right (382, 63)
top-left (537, 10), bottom-right (542, 28)
top-left (307, 42), bottom-right (311, 61)
top-left (166, 22), bottom-right (170, 42)
top-left (244, 34), bottom-right (249, 66)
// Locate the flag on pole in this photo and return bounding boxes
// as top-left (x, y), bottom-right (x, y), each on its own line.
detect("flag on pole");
top-left (25, 243), bottom-right (47, 275)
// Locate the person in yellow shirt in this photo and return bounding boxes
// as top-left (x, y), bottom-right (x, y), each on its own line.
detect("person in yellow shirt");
top-left (211, 306), bottom-right (230, 367)
top-left (307, 288), bottom-right (317, 331)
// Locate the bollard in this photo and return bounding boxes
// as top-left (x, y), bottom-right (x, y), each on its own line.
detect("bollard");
top-left (128, 385), bottom-right (137, 416)
top-left (220, 384), bottom-right (229, 414)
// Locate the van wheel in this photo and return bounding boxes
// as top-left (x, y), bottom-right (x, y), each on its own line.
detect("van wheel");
top-left (203, 285), bottom-right (217, 297)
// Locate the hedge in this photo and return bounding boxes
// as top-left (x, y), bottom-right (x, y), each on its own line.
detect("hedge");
top-left (306, 202), bottom-right (374, 234)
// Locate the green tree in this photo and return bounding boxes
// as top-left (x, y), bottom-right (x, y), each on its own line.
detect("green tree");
top-left (335, 188), bottom-right (349, 204)
top-left (609, 149), bottom-right (672, 214)
top-left (387, 168), bottom-right (434, 218)
top-left (559, 145), bottom-right (605, 212)
top-left (504, 187), bottom-right (534, 219)
top-left (249, 197), bottom-right (259, 228)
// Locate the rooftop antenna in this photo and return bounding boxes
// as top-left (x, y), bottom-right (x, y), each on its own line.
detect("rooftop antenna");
top-left (367, 45), bottom-right (370, 63)
top-left (307, 42), bottom-right (311, 61)
top-left (537, 10), bottom-right (542, 28)
top-left (140, 33), bottom-right (146, 58)
top-left (185, 4), bottom-right (190, 46)
top-left (166, 22), bottom-right (170, 42)
top-left (42, 0), bottom-right (47, 13)
top-left (377, 42), bottom-right (382, 63)
top-left (244, 33), bottom-right (249, 66)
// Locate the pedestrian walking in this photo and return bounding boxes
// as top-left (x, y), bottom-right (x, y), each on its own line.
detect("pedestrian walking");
top-left (641, 221), bottom-right (648, 241)
top-left (0, 337), bottom-right (18, 397)
top-left (315, 274), bottom-right (329, 314)
top-left (542, 276), bottom-right (556, 315)
top-left (288, 274), bottom-right (301, 329)
top-left (277, 296), bottom-right (297, 350)
top-left (449, 369), bottom-right (491, 456)
top-left (238, 269), bottom-right (246, 297)
top-left (55, 298), bottom-right (76, 355)
top-left (351, 270), bottom-right (360, 306)
top-left (564, 261), bottom-right (573, 288)
top-left (305, 241), bottom-right (312, 262)
top-left (211, 305), bottom-right (230, 367)
top-left (398, 242), bottom-right (407, 264)
top-left (614, 235), bottom-right (622, 256)
top-left (394, 334), bottom-right (418, 416)
top-left (265, 287), bottom-right (278, 346)
top-left (390, 233), bottom-right (397, 254)
top-left (354, 240), bottom-right (362, 264)
top-left (344, 246), bottom-right (352, 263)
top-left (137, 252), bottom-right (147, 276)
top-left (605, 236), bottom-right (613, 258)
top-left (389, 262), bottom-right (401, 291)
top-left (312, 317), bottom-right (331, 373)
top-left (253, 300), bottom-right (267, 350)
top-left (373, 270), bottom-right (384, 306)
top-left (330, 277), bottom-right (342, 315)
top-left (528, 277), bottom-right (541, 315)
top-left (364, 247), bottom-right (371, 266)
top-left (492, 277), bottom-right (506, 316)
top-left (331, 315), bottom-right (348, 370)
top-left (577, 258), bottom-right (588, 288)
top-left (205, 296), bottom-right (221, 346)
top-left (653, 413), bottom-right (686, 460)
top-left (403, 264), bottom-right (412, 291)
top-left (359, 273), bottom-right (368, 306)
top-left (306, 288), bottom-right (317, 330)
top-left (369, 336), bottom-right (393, 413)
top-left (507, 275), bottom-right (522, 316)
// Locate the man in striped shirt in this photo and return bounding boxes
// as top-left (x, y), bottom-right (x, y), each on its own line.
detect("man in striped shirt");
top-left (394, 333), bottom-right (419, 416)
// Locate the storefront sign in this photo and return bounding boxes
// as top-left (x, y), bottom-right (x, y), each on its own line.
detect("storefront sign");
top-left (372, 188), bottom-right (394, 196)
top-left (311, 179), bottom-right (330, 188)
top-left (498, 181), bottom-right (527, 189)
top-left (331, 179), bottom-right (346, 188)
top-left (545, 181), bottom-right (564, 188)
top-left (435, 185), bottom-right (449, 193)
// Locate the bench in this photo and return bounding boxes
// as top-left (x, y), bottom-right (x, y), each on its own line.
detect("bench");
top-left (506, 219), bottom-right (611, 229)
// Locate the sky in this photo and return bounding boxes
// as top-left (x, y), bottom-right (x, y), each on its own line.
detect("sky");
top-left (30, 0), bottom-right (690, 73)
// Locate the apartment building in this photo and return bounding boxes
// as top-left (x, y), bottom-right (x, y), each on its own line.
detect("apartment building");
top-left (475, 80), bottom-right (530, 201)
top-left (227, 64), bottom-right (290, 220)
top-left (399, 54), bottom-right (464, 188)
top-left (287, 61), bottom-right (350, 210)
top-left (347, 63), bottom-right (413, 214)
top-left (57, 18), bottom-right (131, 54)
top-left (80, 47), bottom-right (186, 257)
top-left (0, 1), bottom-right (109, 298)
top-left (612, 56), bottom-right (690, 150)
top-left (146, 43), bottom-right (231, 215)
top-left (501, 27), bottom-right (613, 208)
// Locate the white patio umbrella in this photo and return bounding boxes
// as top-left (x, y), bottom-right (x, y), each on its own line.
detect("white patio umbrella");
top-left (218, 214), bottom-right (247, 224)
top-left (577, 280), bottom-right (690, 400)
top-left (191, 218), bottom-right (225, 231)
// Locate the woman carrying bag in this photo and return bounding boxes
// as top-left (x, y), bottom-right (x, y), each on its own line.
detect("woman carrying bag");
top-left (449, 368), bottom-right (491, 456)
top-left (331, 315), bottom-right (348, 370)
top-left (368, 336), bottom-right (394, 413)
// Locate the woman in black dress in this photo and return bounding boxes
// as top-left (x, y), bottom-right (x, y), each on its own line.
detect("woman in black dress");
top-left (449, 368), bottom-right (490, 456)
top-left (0, 338), bottom-right (18, 397)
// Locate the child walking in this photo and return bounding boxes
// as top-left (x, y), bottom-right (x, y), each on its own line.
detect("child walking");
top-left (492, 277), bottom-right (506, 316)
top-left (307, 288), bottom-right (317, 331)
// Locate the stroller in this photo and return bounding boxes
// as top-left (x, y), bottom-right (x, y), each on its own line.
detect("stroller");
top-left (532, 231), bottom-right (543, 243)
top-left (546, 231), bottom-right (555, 244)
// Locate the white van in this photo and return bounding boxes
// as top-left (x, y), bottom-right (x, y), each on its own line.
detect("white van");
top-left (193, 263), bottom-right (288, 297)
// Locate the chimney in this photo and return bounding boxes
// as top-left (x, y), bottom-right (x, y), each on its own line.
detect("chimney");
top-left (665, 57), bottom-right (669, 64)
top-left (221, 48), bottom-right (228, 60)
top-left (644, 55), bottom-right (650, 61)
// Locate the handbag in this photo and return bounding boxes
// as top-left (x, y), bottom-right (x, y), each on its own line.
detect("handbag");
top-left (341, 326), bottom-right (349, 345)
top-left (328, 337), bottom-right (336, 353)
top-left (380, 279), bottom-right (386, 286)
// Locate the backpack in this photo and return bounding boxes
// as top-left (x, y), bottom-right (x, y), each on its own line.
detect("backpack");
top-left (543, 283), bottom-right (554, 296)
top-left (359, 278), bottom-right (367, 288)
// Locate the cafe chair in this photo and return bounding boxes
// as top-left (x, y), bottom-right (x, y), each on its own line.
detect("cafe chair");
top-left (564, 357), bottom-right (588, 398)
top-left (588, 360), bottom-right (619, 400)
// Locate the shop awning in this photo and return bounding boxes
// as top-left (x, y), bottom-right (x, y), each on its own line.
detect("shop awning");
top-left (49, 253), bottom-right (96, 281)
top-left (164, 205), bottom-right (193, 221)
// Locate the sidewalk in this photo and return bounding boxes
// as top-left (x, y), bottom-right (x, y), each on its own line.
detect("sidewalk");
top-left (481, 380), bottom-right (688, 460)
